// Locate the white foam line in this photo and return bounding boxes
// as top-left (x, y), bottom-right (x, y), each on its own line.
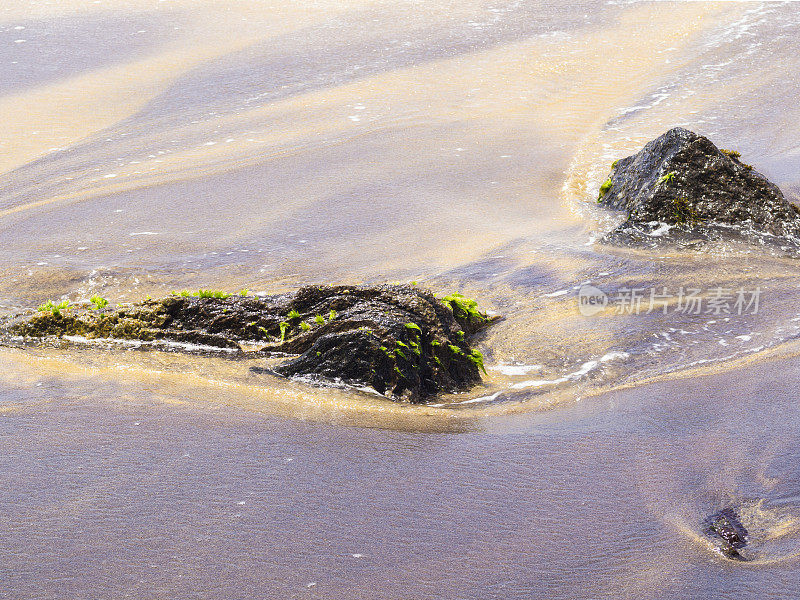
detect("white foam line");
top-left (157, 340), bottom-right (239, 354)
top-left (510, 360), bottom-right (599, 390)
top-left (647, 221), bottom-right (673, 237)
top-left (489, 364), bottom-right (542, 376)
top-left (459, 391), bottom-right (503, 404)
top-left (61, 335), bottom-right (239, 354)
top-left (509, 351), bottom-right (629, 391)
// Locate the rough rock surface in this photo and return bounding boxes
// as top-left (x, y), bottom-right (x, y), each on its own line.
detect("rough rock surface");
top-left (703, 508), bottom-right (750, 560)
top-left (4, 285), bottom-right (496, 403)
top-left (597, 127), bottom-right (800, 244)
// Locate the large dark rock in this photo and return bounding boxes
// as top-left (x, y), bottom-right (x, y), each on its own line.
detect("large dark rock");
top-left (4, 285), bottom-right (496, 403)
top-left (597, 128), bottom-right (800, 245)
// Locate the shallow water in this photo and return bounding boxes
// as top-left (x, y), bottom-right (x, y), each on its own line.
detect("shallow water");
top-left (2, 0), bottom-right (800, 597)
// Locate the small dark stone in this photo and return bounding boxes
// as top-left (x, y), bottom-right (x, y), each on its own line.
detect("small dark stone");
top-left (598, 128), bottom-right (800, 246)
top-left (3, 284), bottom-right (497, 403)
top-left (703, 508), bottom-right (749, 560)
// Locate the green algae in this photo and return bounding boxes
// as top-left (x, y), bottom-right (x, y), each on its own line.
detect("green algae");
top-left (597, 178), bottom-right (613, 202)
top-left (440, 293), bottom-right (488, 326)
top-left (173, 289), bottom-right (231, 299)
top-left (404, 322), bottom-right (422, 334)
top-left (38, 299), bottom-right (70, 317)
top-left (658, 171), bottom-right (676, 185)
top-left (721, 148), bottom-right (753, 170)
top-left (448, 344), bottom-right (463, 356)
top-left (672, 197), bottom-right (701, 225)
top-left (468, 349), bottom-right (487, 375)
top-left (89, 295), bottom-right (109, 310)
top-left (195, 289), bottom-right (231, 298)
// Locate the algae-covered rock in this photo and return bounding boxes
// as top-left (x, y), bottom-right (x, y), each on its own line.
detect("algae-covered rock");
top-left (5, 285), bottom-right (497, 403)
top-left (598, 128), bottom-right (800, 245)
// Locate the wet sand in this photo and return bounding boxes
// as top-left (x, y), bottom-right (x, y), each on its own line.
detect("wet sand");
top-left (2, 344), bottom-right (800, 599)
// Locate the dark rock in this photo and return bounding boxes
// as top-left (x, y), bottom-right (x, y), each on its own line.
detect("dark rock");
top-left (597, 128), bottom-right (800, 246)
top-left (4, 285), bottom-right (497, 403)
top-left (703, 508), bottom-right (749, 560)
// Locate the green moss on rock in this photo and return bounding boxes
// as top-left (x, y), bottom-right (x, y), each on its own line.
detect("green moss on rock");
top-left (597, 178), bottom-right (613, 202)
